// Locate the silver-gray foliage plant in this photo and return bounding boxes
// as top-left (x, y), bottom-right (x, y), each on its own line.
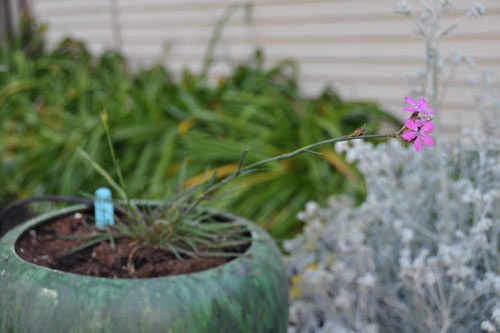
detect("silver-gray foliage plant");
top-left (286, 1), bottom-right (500, 332)
top-left (286, 127), bottom-right (500, 332)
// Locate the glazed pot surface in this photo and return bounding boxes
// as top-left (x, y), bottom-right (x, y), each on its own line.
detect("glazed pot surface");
top-left (0, 204), bottom-right (289, 333)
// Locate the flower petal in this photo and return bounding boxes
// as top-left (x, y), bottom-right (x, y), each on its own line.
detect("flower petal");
top-left (421, 135), bottom-right (435, 147)
top-left (404, 118), bottom-right (419, 131)
top-left (401, 130), bottom-right (417, 142)
top-left (417, 98), bottom-right (428, 108)
top-left (405, 96), bottom-right (416, 105)
top-left (404, 97), bottom-right (417, 112)
top-left (413, 137), bottom-right (423, 152)
top-left (421, 120), bottom-right (435, 133)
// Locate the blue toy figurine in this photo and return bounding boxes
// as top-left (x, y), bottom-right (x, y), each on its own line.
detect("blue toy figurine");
top-left (94, 187), bottom-right (114, 229)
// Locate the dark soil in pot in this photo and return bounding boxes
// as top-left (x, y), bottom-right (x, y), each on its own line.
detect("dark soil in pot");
top-left (15, 210), bottom-right (250, 278)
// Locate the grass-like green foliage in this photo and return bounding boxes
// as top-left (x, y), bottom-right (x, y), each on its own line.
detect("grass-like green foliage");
top-left (76, 112), bottom-right (395, 258)
top-left (0, 17), bottom-right (400, 238)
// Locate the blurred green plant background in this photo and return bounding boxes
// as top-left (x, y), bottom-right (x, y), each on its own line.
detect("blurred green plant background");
top-left (0, 18), bottom-right (400, 238)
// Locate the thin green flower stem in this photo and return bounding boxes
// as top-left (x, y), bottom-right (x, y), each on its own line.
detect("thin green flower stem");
top-left (57, 233), bottom-right (106, 240)
top-left (184, 132), bottom-right (398, 216)
top-left (100, 112), bottom-right (149, 230)
top-left (244, 133), bottom-right (396, 170)
top-left (200, 4), bottom-right (246, 80)
top-left (77, 148), bottom-right (127, 200)
top-left (63, 233), bottom-right (128, 256)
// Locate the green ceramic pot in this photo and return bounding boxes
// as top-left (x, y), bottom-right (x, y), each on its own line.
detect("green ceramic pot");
top-left (0, 204), bottom-right (288, 333)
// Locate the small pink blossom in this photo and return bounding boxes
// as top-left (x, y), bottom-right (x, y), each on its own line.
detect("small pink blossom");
top-left (404, 96), bottom-right (435, 114)
top-left (401, 118), bottom-right (435, 152)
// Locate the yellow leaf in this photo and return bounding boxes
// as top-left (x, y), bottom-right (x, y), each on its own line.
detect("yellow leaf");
top-left (290, 274), bottom-right (304, 300)
top-left (177, 118), bottom-right (195, 136)
top-left (184, 162), bottom-right (239, 188)
top-left (319, 148), bottom-right (359, 183)
top-left (289, 263), bottom-right (319, 300)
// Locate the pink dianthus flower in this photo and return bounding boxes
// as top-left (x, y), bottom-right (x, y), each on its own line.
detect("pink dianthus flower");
top-left (404, 96), bottom-right (435, 114)
top-left (401, 118), bottom-right (435, 152)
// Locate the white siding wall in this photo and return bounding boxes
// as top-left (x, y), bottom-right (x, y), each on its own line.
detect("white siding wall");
top-left (29, 0), bottom-right (500, 135)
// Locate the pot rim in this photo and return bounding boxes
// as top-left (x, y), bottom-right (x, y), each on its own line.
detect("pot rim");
top-left (2, 201), bottom-right (271, 281)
